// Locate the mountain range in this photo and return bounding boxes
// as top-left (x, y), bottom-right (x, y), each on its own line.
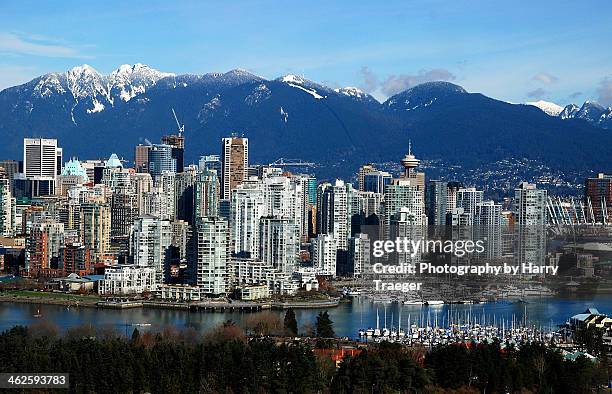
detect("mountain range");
top-left (1, 64), bottom-right (612, 182)
top-left (527, 100), bottom-right (612, 128)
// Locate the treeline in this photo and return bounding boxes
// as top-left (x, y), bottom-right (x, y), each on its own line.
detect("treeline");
top-left (0, 323), bottom-right (608, 393)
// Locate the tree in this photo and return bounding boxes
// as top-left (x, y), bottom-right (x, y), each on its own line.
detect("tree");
top-left (284, 308), bottom-right (298, 336)
top-left (131, 327), bottom-right (140, 342)
top-left (316, 311), bottom-right (335, 338)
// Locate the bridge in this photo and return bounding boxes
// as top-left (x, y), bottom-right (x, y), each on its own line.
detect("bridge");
top-left (268, 158), bottom-right (315, 167)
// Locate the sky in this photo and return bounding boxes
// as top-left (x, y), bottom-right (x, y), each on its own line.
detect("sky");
top-left (0, 0), bottom-right (611, 105)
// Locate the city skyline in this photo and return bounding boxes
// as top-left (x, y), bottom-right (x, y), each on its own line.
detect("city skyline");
top-left (0, 1), bottom-right (610, 106)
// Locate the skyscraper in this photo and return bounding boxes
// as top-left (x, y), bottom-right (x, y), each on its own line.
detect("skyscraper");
top-left (259, 216), bottom-right (299, 273)
top-left (80, 202), bottom-right (111, 261)
top-left (161, 134), bottom-right (185, 173)
top-left (426, 180), bottom-right (447, 226)
top-left (312, 234), bottom-right (337, 276)
top-left (363, 171), bottom-right (392, 194)
top-left (474, 200), bottom-right (502, 260)
top-left (194, 169), bottom-right (219, 221)
top-left (148, 144), bottom-right (176, 180)
top-left (221, 137), bottom-right (248, 200)
top-left (196, 217), bottom-right (230, 295)
top-left (0, 175), bottom-right (14, 237)
top-left (134, 144), bottom-right (151, 173)
top-left (358, 164), bottom-right (376, 192)
top-left (23, 138), bottom-right (62, 196)
top-left (456, 187), bottom-right (484, 217)
top-left (132, 215), bottom-right (173, 285)
top-left (585, 173), bottom-right (612, 224)
top-left (514, 182), bottom-right (547, 268)
top-left (316, 180), bottom-right (350, 250)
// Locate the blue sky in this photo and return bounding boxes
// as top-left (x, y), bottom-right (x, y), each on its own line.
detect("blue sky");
top-left (1, 0), bottom-right (611, 105)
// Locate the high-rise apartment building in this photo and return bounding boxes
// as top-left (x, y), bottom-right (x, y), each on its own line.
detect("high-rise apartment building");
top-left (316, 180), bottom-right (350, 250)
top-left (80, 202), bottom-right (111, 261)
top-left (456, 187), bottom-right (484, 217)
top-left (196, 217), bottom-right (230, 295)
top-left (426, 180), bottom-right (447, 226)
top-left (134, 144), bottom-right (151, 173)
top-left (0, 176), bottom-right (15, 237)
top-left (132, 215), bottom-right (173, 285)
top-left (259, 216), bottom-right (299, 273)
top-left (474, 200), bottom-right (502, 260)
top-left (312, 234), bottom-right (337, 276)
top-left (221, 137), bottom-right (248, 200)
top-left (514, 182), bottom-right (547, 268)
top-left (161, 134), bottom-right (185, 173)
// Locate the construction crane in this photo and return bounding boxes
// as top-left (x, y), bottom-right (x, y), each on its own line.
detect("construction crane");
top-left (171, 108), bottom-right (184, 137)
top-left (268, 158), bottom-right (315, 167)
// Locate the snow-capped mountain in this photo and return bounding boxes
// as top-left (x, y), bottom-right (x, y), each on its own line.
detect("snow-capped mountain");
top-left (1, 64), bottom-right (612, 181)
top-left (35, 64), bottom-right (173, 111)
top-left (557, 101), bottom-right (612, 129)
top-left (108, 63), bottom-right (175, 103)
top-left (526, 100), bottom-right (564, 117)
top-left (559, 104), bottom-right (580, 119)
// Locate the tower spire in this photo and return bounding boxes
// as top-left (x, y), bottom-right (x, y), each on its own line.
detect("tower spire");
top-left (400, 139), bottom-right (420, 177)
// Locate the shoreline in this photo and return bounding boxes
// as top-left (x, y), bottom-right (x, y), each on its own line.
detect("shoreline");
top-left (0, 293), bottom-right (341, 311)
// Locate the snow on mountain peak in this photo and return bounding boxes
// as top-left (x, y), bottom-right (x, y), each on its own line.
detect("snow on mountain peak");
top-left (280, 74), bottom-right (305, 84)
top-left (526, 100), bottom-right (563, 116)
top-left (335, 86), bottom-right (365, 97)
top-left (108, 63), bottom-right (174, 102)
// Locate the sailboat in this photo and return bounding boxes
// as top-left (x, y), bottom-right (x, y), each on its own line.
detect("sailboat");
top-left (33, 308), bottom-right (42, 318)
top-left (374, 309), bottom-right (381, 337)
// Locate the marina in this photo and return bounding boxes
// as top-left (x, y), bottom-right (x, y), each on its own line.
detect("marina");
top-left (1, 295), bottom-right (611, 340)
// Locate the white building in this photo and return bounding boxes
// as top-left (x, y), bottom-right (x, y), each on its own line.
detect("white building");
top-left (0, 177), bottom-right (14, 237)
top-left (317, 180), bottom-right (350, 251)
top-left (514, 182), bottom-right (547, 268)
top-left (474, 200), bottom-right (503, 260)
top-left (132, 215), bottom-right (172, 285)
top-left (456, 187), bottom-right (484, 217)
top-left (100, 264), bottom-right (157, 295)
top-left (312, 233), bottom-right (337, 276)
top-left (348, 233), bottom-right (370, 276)
top-left (196, 217), bottom-right (230, 296)
top-left (229, 258), bottom-right (299, 295)
top-left (231, 176), bottom-right (303, 258)
top-left (259, 216), bottom-right (299, 273)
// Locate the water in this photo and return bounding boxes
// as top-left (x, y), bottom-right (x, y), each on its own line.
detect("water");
top-left (2, 295), bottom-right (612, 339)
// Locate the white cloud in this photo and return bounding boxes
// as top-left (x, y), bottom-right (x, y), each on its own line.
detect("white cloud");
top-left (381, 68), bottom-right (456, 96)
top-left (0, 32), bottom-right (88, 58)
top-left (532, 72), bottom-right (558, 85)
top-left (597, 77), bottom-right (612, 107)
top-left (359, 67), bottom-right (456, 98)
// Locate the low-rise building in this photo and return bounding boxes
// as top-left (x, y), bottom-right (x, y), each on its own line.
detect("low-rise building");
top-left (100, 264), bottom-right (156, 295)
top-left (157, 284), bottom-right (202, 301)
top-left (54, 273), bottom-right (104, 293)
top-left (235, 284), bottom-right (269, 300)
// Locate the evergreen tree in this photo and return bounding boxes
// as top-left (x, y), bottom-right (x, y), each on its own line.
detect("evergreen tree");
top-left (315, 311), bottom-right (335, 338)
top-left (131, 327), bottom-right (140, 342)
top-left (284, 308), bottom-right (298, 336)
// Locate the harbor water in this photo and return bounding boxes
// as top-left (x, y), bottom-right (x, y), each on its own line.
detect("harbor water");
top-left (2, 295), bottom-right (612, 339)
